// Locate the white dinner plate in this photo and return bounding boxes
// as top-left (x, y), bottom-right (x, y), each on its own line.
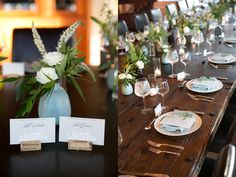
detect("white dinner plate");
top-left (186, 78), bottom-right (223, 93)
top-left (154, 112), bottom-right (202, 136)
top-left (208, 53), bottom-right (236, 64)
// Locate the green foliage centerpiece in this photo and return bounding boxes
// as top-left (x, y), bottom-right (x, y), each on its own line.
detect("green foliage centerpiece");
top-left (2, 21), bottom-right (95, 117)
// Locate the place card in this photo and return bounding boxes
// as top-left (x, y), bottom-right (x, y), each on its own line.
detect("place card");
top-left (177, 72), bottom-right (185, 81)
top-left (10, 118), bottom-right (56, 145)
top-left (154, 103), bottom-right (162, 117)
top-left (2, 62), bottom-right (25, 76)
top-left (59, 117), bottom-right (105, 146)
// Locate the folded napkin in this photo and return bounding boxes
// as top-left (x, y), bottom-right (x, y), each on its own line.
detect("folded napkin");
top-left (191, 77), bottom-right (218, 91)
top-left (224, 38), bottom-right (236, 44)
top-left (211, 53), bottom-right (233, 62)
top-left (160, 110), bottom-right (196, 132)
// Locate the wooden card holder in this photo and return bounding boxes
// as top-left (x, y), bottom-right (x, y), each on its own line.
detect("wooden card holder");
top-left (68, 140), bottom-right (92, 151)
top-left (20, 140), bottom-right (41, 152)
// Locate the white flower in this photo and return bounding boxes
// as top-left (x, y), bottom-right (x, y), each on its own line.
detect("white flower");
top-left (136, 60), bottom-right (144, 69)
top-left (143, 30), bottom-right (149, 38)
top-left (162, 44), bottom-right (169, 49)
top-left (172, 19), bottom-right (176, 26)
top-left (126, 74), bottom-right (133, 79)
top-left (155, 26), bottom-right (160, 33)
top-left (183, 26), bottom-right (190, 34)
top-left (136, 33), bottom-right (143, 41)
top-left (118, 73), bottom-right (126, 80)
top-left (179, 48), bottom-right (185, 55)
top-left (35, 67), bottom-right (58, 84)
top-left (42, 52), bottom-right (64, 66)
top-left (163, 48), bottom-right (169, 53)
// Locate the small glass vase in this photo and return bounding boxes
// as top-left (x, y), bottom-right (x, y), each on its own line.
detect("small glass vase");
top-left (161, 52), bottom-right (169, 64)
top-left (121, 83), bottom-right (133, 96)
top-left (38, 83), bottom-right (71, 125)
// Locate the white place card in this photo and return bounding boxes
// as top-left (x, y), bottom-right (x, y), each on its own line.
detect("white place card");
top-left (177, 72), bottom-right (185, 81)
top-left (154, 103), bottom-right (162, 117)
top-left (59, 117), bottom-right (105, 146)
top-left (10, 118), bottom-right (56, 145)
top-left (2, 62), bottom-right (25, 76)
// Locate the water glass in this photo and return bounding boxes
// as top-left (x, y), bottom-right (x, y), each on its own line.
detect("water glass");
top-left (156, 78), bottom-right (169, 111)
top-left (167, 49), bottom-right (179, 78)
top-left (180, 52), bottom-right (191, 77)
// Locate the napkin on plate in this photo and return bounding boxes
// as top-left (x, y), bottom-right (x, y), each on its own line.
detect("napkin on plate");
top-left (211, 53), bottom-right (233, 62)
top-left (191, 77), bottom-right (218, 91)
top-left (160, 110), bottom-right (196, 132)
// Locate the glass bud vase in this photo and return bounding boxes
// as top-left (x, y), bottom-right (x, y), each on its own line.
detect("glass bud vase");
top-left (38, 83), bottom-right (71, 125)
top-left (121, 83), bottom-right (133, 96)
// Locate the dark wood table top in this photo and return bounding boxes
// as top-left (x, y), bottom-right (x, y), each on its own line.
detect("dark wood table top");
top-left (118, 37), bottom-right (236, 177)
top-left (118, 78), bottom-right (236, 177)
top-left (0, 68), bottom-right (117, 177)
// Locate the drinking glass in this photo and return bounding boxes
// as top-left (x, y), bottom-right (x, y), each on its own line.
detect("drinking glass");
top-left (134, 78), bottom-right (151, 114)
top-left (167, 49), bottom-right (179, 78)
top-left (192, 30), bottom-right (204, 55)
top-left (148, 74), bottom-right (158, 96)
top-left (117, 36), bottom-right (127, 55)
top-left (180, 52), bottom-right (191, 77)
top-left (206, 30), bottom-right (215, 55)
top-left (125, 32), bottom-right (135, 43)
top-left (156, 78), bottom-right (169, 110)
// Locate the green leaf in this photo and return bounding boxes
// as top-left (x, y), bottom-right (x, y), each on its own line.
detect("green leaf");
top-left (1, 77), bottom-right (18, 83)
top-left (91, 16), bottom-right (104, 26)
top-left (82, 63), bottom-right (96, 82)
top-left (59, 42), bottom-right (67, 54)
top-left (76, 57), bottom-right (85, 63)
top-left (42, 81), bottom-right (55, 89)
top-left (16, 78), bottom-right (26, 101)
top-left (100, 60), bottom-right (113, 70)
top-left (69, 76), bottom-right (86, 102)
top-left (25, 77), bottom-right (37, 84)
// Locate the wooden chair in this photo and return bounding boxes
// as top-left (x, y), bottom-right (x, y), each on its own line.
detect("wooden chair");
top-left (134, 13), bottom-right (150, 32)
top-left (178, 0), bottom-right (189, 14)
top-left (149, 8), bottom-right (163, 24)
top-left (166, 4), bottom-right (178, 17)
top-left (118, 20), bottom-right (129, 37)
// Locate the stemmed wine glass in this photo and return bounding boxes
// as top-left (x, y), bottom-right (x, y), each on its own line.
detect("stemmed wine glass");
top-left (192, 30), bottom-right (204, 55)
top-left (180, 52), bottom-right (192, 77)
top-left (167, 49), bottom-right (179, 78)
top-left (117, 36), bottom-right (127, 55)
top-left (156, 78), bottom-right (169, 111)
top-left (134, 78), bottom-right (151, 115)
top-left (206, 29), bottom-right (215, 55)
top-left (125, 32), bottom-right (136, 43)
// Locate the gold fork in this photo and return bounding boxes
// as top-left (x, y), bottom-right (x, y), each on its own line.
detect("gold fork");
top-left (149, 147), bottom-right (180, 156)
top-left (148, 140), bottom-right (184, 150)
top-left (187, 93), bottom-right (212, 102)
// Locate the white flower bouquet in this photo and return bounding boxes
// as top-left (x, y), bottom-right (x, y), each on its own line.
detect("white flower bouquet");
top-left (1, 21), bottom-right (95, 117)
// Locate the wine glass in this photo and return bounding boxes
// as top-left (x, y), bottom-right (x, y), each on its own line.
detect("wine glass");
top-left (117, 36), bottom-right (127, 55)
top-left (167, 49), bottom-right (179, 78)
top-left (192, 30), bottom-right (204, 55)
top-left (134, 78), bottom-right (151, 114)
top-left (156, 78), bottom-right (169, 111)
top-left (206, 29), bottom-right (215, 55)
top-left (125, 32), bottom-right (135, 43)
top-left (180, 52), bottom-right (191, 77)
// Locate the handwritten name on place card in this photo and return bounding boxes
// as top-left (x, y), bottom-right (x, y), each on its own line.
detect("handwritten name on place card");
top-left (10, 118), bottom-right (56, 145)
top-left (59, 117), bottom-right (105, 146)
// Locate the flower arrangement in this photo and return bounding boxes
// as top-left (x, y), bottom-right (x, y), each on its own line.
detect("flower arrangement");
top-left (146, 22), bottom-right (169, 43)
top-left (1, 21), bottom-right (95, 117)
top-left (91, 2), bottom-right (118, 70)
top-left (118, 42), bottom-right (148, 86)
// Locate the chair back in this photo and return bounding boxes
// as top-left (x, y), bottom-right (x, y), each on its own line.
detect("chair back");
top-left (186, 0), bottom-right (200, 9)
top-left (118, 20), bottom-right (129, 37)
top-left (178, 0), bottom-right (188, 14)
top-left (12, 27), bottom-right (74, 62)
top-left (211, 144), bottom-right (236, 177)
top-left (166, 4), bottom-right (178, 17)
top-left (134, 13), bottom-right (150, 32)
top-left (149, 8), bottom-right (163, 23)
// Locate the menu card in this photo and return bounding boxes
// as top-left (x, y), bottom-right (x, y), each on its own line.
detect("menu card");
top-left (10, 118), bottom-right (56, 145)
top-left (59, 117), bottom-right (105, 146)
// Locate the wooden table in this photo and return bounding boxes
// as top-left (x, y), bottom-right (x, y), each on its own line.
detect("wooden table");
top-left (0, 68), bottom-right (117, 177)
top-left (118, 37), bottom-right (236, 176)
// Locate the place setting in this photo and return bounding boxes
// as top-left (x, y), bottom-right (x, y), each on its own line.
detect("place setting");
top-left (207, 53), bottom-right (236, 69)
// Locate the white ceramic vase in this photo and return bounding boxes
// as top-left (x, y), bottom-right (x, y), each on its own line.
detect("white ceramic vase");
top-left (121, 83), bottom-right (133, 96)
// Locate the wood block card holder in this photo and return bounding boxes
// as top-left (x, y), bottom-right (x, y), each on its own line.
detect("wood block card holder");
top-left (20, 140), bottom-right (41, 152)
top-left (68, 140), bottom-right (92, 151)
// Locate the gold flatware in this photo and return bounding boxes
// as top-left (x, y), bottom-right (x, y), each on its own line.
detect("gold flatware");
top-left (149, 147), bottom-right (180, 156)
top-left (145, 118), bottom-right (157, 130)
top-left (215, 77), bottom-right (228, 80)
top-left (187, 93), bottom-right (214, 100)
top-left (209, 63), bottom-right (232, 69)
top-left (179, 80), bottom-right (187, 88)
top-left (119, 170), bottom-right (169, 177)
top-left (192, 111), bottom-right (205, 115)
top-left (147, 140), bottom-right (184, 150)
top-left (187, 93), bottom-right (212, 102)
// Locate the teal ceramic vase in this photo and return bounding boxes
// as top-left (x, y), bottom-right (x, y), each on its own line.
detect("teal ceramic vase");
top-left (38, 83), bottom-right (71, 124)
